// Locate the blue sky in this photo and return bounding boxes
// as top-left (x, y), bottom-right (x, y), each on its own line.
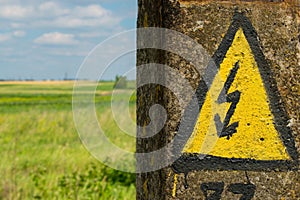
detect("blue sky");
top-left (0, 0), bottom-right (137, 80)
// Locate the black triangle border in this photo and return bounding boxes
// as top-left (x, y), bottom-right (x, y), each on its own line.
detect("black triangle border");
top-left (171, 11), bottom-right (298, 173)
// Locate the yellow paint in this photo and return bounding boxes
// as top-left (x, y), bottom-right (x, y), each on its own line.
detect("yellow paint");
top-left (172, 174), bottom-right (178, 198)
top-left (183, 28), bottom-right (290, 160)
top-left (144, 12), bottom-right (148, 28)
top-left (290, 190), bottom-right (296, 198)
top-left (142, 121), bottom-right (147, 137)
top-left (143, 179), bottom-right (148, 198)
top-left (150, 155), bottom-right (154, 166)
top-left (156, 85), bottom-right (161, 99)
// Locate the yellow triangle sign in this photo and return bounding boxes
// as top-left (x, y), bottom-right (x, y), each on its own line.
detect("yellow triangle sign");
top-left (183, 28), bottom-right (289, 160)
top-left (172, 12), bottom-right (298, 172)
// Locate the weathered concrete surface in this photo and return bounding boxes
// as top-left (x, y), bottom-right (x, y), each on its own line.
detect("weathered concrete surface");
top-left (137, 0), bottom-right (300, 199)
top-left (136, 1), bottom-right (166, 199)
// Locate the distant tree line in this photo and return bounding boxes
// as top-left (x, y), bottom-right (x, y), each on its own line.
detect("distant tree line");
top-left (113, 75), bottom-right (127, 89)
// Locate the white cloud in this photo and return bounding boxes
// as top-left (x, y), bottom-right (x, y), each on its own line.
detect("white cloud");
top-left (32, 4), bottom-right (120, 28)
top-left (0, 0), bottom-right (21, 3)
top-left (36, 16), bottom-right (119, 28)
top-left (13, 30), bottom-right (26, 37)
top-left (0, 34), bottom-right (11, 42)
top-left (10, 22), bottom-right (23, 28)
top-left (0, 30), bottom-right (26, 42)
top-left (0, 5), bottom-right (33, 19)
top-left (38, 2), bottom-right (69, 17)
top-left (73, 4), bottom-right (109, 18)
top-left (34, 32), bottom-right (79, 45)
top-left (2, 3), bottom-right (120, 29)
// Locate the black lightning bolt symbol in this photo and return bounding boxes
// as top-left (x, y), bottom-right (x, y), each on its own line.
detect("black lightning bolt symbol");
top-left (214, 61), bottom-right (241, 140)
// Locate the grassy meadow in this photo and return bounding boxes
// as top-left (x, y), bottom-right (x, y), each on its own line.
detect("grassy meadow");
top-left (0, 81), bottom-right (136, 199)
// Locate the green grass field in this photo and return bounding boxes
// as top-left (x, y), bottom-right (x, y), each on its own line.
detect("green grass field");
top-left (0, 81), bottom-right (136, 199)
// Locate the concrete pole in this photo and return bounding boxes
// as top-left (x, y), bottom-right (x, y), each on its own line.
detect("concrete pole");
top-left (137, 1), bottom-right (299, 199)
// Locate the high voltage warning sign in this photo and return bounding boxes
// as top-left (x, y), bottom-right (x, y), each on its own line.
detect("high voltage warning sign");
top-left (172, 12), bottom-right (298, 172)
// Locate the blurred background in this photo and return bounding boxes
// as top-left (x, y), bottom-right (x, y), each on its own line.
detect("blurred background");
top-left (0, 0), bottom-right (137, 199)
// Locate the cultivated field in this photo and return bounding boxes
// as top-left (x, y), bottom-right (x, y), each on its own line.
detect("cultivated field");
top-left (0, 81), bottom-right (136, 199)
